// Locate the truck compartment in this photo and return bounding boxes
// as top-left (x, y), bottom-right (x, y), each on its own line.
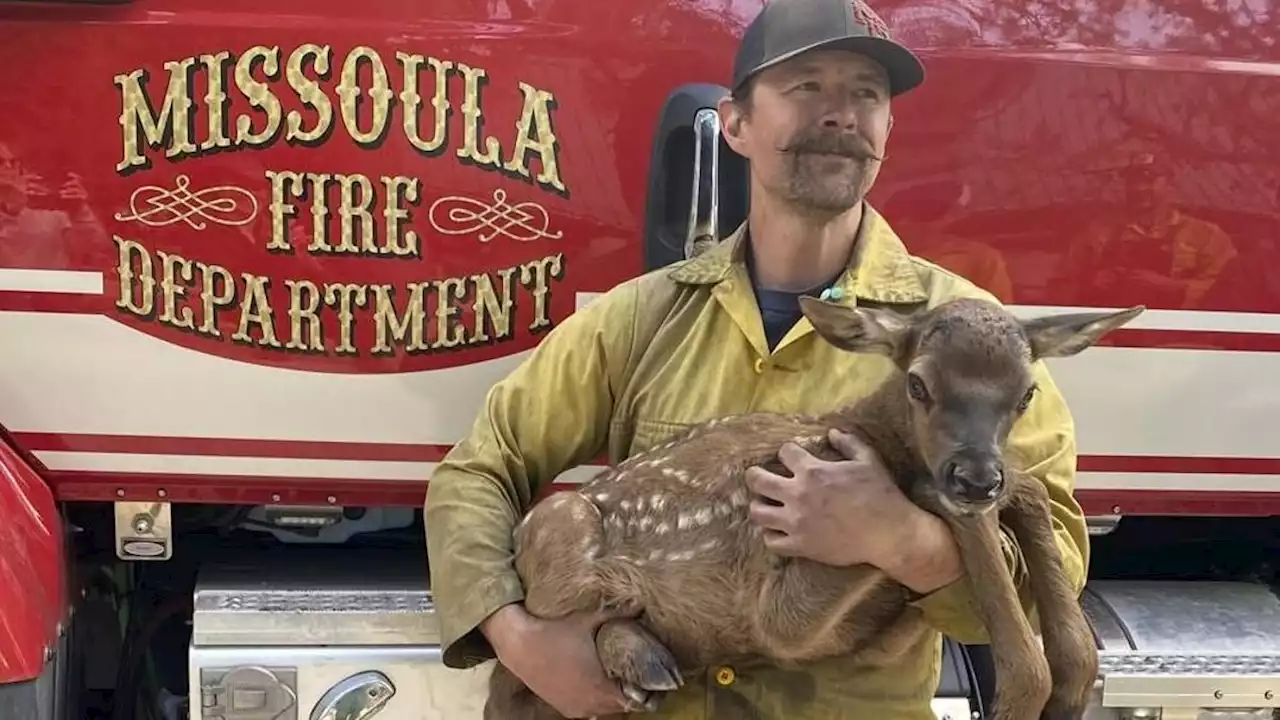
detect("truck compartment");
top-left (51, 502), bottom-right (1280, 719)
top-left (188, 549), bottom-right (488, 720)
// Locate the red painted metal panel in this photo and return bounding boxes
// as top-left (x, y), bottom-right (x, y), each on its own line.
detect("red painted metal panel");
top-left (1076, 490), bottom-right (1280, 518)
top-left (0, 0), bottom-right (1276, 511)
top-left (11, 432), bottom-right (1280, 476)
top-left (0, 436), bottom-right (64, 684)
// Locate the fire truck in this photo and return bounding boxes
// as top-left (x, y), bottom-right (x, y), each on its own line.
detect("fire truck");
top-left (1, 0), bottom-right (1277, 717)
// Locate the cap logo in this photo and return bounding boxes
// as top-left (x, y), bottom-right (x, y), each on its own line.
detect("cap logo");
top-left (851, 0), bottom-right (892, 39)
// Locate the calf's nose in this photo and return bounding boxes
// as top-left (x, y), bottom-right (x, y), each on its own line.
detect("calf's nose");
top-left (943, 458), bottom-right (1005, 503)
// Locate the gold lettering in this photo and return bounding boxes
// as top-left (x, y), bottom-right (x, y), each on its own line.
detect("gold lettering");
top-left (200, 52), bottom-right (233, 152)
top-left (324, 282), bottom-right (368, 354)
top-left (521, 253), bottom-right (563, 331)
top-left (381, 175), bottom-right (420, 257)
top-left (432, 276), bottom-right (467, 349)
top-left (337, 174), bottom-right (375, 254)
top-left (109, 246), bottom-right (567, 357)
top-left (114, 59), bottom-right (198, 172)
top-left (234, 45), bottom-right (283, 146)
top-left (285, 44), bottom-right (333, 143)
top-left (397, 52), bottom-right (451, 154)
top-left (231, 273), bottom-right (282, 347)
top-left (505, 82), bottom-right (566, 193)
top-left (455, 63), bottom-right (502, 168)
top-left (370, 283), bottom-right (430, 354)
top-left (112, 44), bottom-right (570, 187)
top-left (196, 262), bottom-right (235, 337)
top-left (470, 267), bottom-right (516, 343)
top-left (266, 170), bottom-right (305, 252)
top-left (157, 250), bottom-right (196, 329)
top-left (285, 279), bottom-right (325, 352)
top-left (112, 236), bottom-right (156, 315)
top-left (336, 46), bottom-right (393, 146)
top-left (305, 172), bottom-right (334, 253)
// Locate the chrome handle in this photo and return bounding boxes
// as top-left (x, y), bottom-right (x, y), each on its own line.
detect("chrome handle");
top-left (309, 670), bottom-right (396, 720)
top-left (685, 107), bottom-right (722, 259)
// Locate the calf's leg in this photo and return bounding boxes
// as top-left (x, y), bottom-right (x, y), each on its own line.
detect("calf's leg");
top-left (1001, 476), bottom-right (1099, 720)
top-left (596, 618), bottom-right (684, 712)
top-left (485, 627), bottom-right (672, 720)
top-left (752, 558), bottom-right (907, 663)
top-left (514, 492), bottom-right (609, 618)
top-left (485, 492), bottom-right (612, 720)
top-left (944, 512), bottom-right (1052, 720)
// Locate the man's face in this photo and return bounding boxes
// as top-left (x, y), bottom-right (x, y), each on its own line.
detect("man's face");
top-left (721, 49), bottom-right (893, 214)
top-left (1124, 169), bottom-right (1171, 214)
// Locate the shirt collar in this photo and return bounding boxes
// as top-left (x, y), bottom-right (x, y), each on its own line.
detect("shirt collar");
top-left (667, 202), bottom-right (929, 305)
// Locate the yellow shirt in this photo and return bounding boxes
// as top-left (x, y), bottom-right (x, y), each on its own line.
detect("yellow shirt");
top-left (1066, 206), bottom-right (1237, 307)
top-left (424, 203), bottom-right (1089, 719)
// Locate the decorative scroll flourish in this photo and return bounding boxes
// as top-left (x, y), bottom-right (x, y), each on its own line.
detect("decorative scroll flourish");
top-left (114, 174), bottom-right (259, 231)
top-left (427, 188), bottom-right (563, 243)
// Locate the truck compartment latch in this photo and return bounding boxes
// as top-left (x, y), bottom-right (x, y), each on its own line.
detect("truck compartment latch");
top-left (114, 501), bottom-right (173, 561)
top-left (200, 665), bottom-right (299, 720)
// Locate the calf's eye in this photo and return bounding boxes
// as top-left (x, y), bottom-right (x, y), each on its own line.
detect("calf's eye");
top-left (1017, 386), bottom-right (1037, 413)
top-left (907, 373), bottom-right (930, 403)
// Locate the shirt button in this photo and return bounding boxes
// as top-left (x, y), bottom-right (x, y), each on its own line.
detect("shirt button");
top-left (753, 357), bottom-right (765, 374)
top-left (715, 666), bottom-right (736, 686)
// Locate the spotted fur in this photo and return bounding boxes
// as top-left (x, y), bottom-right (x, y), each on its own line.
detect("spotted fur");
top-left (484, 296), bottom-right (1143, 720)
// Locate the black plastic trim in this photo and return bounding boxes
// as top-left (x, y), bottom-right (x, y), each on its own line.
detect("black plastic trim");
top-left (641, 83), bottom-right (748, 273)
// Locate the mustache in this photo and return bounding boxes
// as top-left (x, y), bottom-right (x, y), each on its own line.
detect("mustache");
top-left (778, 131), bottom-right (884, 161)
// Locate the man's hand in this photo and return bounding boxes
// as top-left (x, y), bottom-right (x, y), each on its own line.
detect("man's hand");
top-left (481, 603), bottom-right (630, 718)
top-left (745, 428), bottom-right (962, 593)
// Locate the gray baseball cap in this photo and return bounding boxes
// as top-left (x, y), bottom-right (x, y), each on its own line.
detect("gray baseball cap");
top-left (733, 0), bottom-right (926, 97)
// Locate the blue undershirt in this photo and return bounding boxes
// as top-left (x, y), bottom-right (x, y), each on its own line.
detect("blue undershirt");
top-left (745, 242), bottom-right (841, 351)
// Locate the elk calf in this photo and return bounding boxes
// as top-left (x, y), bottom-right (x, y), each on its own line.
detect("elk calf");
top-left (484, 295), bottom-right (1142, 720)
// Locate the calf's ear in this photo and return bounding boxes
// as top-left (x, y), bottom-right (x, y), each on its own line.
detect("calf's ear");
top-left (1021, 305), bottom-right (1145, 359)
top-left (798, 296), bottom-right (911, 360)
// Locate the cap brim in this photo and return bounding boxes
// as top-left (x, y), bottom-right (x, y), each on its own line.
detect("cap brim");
top-left (739, 35), bottom-right (926, 97)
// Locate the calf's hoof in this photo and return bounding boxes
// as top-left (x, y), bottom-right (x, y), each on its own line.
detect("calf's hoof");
top-left (597, 619), bottom-right (683, 712)
top-left (620, 683), bottom-right (661, 713)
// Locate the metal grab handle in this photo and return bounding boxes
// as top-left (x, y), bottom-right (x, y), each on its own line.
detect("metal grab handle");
top-left (685, 107), bottom-right (722, 259)
top-left (309, 670), bottom-right (396, 720)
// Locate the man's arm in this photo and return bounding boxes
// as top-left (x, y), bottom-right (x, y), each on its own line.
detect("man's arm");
top-left (1182, 223), bottom-right (1238, 307)
top-left (905, 361), bottom-right (1089, 644)
top-left (424, 283), bottom-right (639, 668)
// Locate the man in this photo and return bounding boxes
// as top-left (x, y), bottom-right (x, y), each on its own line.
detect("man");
top-left (0, 140), bottom-right (107, 267)
top-left (424, 0), bottom-right (1089, 717)
top-left (1063, 151), bottom-right (1236, 309)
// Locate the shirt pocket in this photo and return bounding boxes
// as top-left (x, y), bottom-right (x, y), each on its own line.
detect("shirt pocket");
top-left (630, 417), bottom-right (695, 456)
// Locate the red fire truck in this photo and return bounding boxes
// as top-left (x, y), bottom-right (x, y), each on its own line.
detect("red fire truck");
top-left (1, 0), bottom-right (1277, 717)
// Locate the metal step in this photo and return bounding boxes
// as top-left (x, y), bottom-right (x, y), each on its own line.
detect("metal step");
top-left (1082, 579), bottom-right (1280, 718)
top-left (186, 548), bottom-right (979, 719)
